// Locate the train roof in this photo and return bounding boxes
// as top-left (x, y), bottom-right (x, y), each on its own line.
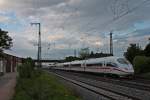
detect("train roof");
top-left (68, 56), bottom-right (123, 64)
top-left (86, 56), bottom-right (119, 64)
top-left (56, 56), bottom-right (125, 65)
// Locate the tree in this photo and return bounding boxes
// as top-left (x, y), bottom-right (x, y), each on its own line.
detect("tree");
top-left (124, 44), bottom-right (144, 64)
top-left (144, 43), bottom-right (150, 57)
top-left (79, 47), bottom-right (90, 59)
top-left (0, 28), bottom-right (12, 53)
top-left (133, 56), bottom-right (150, 74)
top-left (89, 51), bottom-right (94, 58)
top-left (89, 51), bottom-right (112, 58)
top-left (64, 56), bottom-right (81, 62)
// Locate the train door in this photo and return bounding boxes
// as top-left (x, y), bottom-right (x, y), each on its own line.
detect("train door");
top-left (82, 61), bottom-right (86, 71)
top-left (102, 61), bottom-right (107, 73)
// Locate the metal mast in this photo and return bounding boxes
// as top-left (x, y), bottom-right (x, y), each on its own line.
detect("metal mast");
top-left (110, 32), bottom-right (113, 55)
top-left (31, 23), bottom-right (42, 67)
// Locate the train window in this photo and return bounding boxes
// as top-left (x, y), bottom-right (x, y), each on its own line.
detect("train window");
top-left (106, 62), bottom-right (118, 67)
top-left (71, 64), bottom-right (81, 67)
top-left (64, 65), bottom-right (69, 67)
top-left (86, 63), bottom-right (102, 67)
top-left (86, 64), bottom-right (92, 66)
top-left (98, 63), bottom-right (102, 66)
top-left (117, 58), bottom-right (128, 64)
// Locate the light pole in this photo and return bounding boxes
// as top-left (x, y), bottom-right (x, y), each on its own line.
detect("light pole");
top-left (30, 23), bottom-right (42, 67)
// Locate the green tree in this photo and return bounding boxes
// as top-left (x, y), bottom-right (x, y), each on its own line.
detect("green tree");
top-left (124, 44), bottom-right (144, 64)
top-left (18, 57), bottom-right (35, 78)
top-left (79, 47), bottom-right (90, 59)
top-left (133, 56), bottom-right (150, 74)
top-left (64, 56), bottom-right (81, 62)
top-left (144, 43), bottom-right (150, 57)
top-left (0, 28), bottom-right (12, 54)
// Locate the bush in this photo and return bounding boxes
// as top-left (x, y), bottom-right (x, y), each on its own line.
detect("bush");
top-left (18, 58), bottom-right (36, 78)
top-left (144, 43), bottom-right (150, 57)
top-left (124, 44), bottom-right (144, 64)
top-left (133, 56), bottom-right (150, 74)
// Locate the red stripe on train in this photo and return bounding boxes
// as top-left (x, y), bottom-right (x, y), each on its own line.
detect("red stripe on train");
top-left (87, 66), bottom-right (129, 73)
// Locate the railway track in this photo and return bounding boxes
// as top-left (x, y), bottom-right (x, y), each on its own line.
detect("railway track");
top-left (54, 70), bottom-right (150, 91)
top-left (47, 71), bottom-right (134, 100)
top-left (129, 77), bottom-right (150, 84)
top-left (47, 70), bottom-right (150, 100)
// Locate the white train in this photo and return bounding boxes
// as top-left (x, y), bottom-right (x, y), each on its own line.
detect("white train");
top-left (53, 56), bottom-right (134, 77)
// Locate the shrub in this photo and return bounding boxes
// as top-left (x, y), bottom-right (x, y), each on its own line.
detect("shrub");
top-left (144, 43), bottom-right (150, 57)
top-left (124, 44), bottom-right (144, 64)
top-left (18, 58), bottom-right (35, 78)
top-left (133, 56), bottom-right (150, 74)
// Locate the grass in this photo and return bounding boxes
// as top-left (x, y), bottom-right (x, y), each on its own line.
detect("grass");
top-left (12, 71), bottom-right (81, 100)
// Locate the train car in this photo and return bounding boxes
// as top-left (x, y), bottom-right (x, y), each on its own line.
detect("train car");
top-left (54, 56), bottom-right (134, 77)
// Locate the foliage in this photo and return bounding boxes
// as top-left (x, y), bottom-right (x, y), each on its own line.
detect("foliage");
top-left (0, 28), bottom-right (12, 52)
top-left (79, 47), bottom-right (90, 59)
top-left (133, 56), bottom-right (150, 74)
top-left (13, 72), bottom-right (80, 100)
top-left (17, 57), bottom-right (36, 78)
top-left (79, 48), bottom-right (112, 59)
top-left (64, 51), bottom-right (112, 62)
top-left (14, 58), bottom-right (80, 100)
top-left (144, 43), bottom-right (150, 57)
top-left (64, 56), bottom-right (81, 62)
top-left (88, 51), bottom-right (113, 58)
top-left (138, 72), bottom-right (150, 79)
top-left (124, 44), bottom-right (144, 64)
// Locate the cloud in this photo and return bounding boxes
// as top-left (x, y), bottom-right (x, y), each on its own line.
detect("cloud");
top-left (0, 15), bottom-right (10, 23)
top-left (0, 0), bottom-right (69, 9)
top-left (132, 28), bottom-right (150, 37)
top-left (48, 33), bottom-right (65, 41)
top-left (1, 0), bottom-right (150, 59)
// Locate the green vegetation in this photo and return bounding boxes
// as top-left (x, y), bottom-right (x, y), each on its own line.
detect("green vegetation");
top-left (133, 56), bottom-right (150, 74)
top-left (79, 47), bottom-right (90, 59)
top-left (139, 72), bottom-right (150, 79)
top-left (0, 28), bottom-right (13, 51)
top-left (125, 43), bottom-right (150, 75)
top-left (124, 44), bottom-right (144, 64)
top-left (13, 58), bottom-right (80, 100)
top-left (144, 43), bottom-right (150, 57)
top-left (78, 48), bottom-right (112, 59)
top-left (17, 58), bottom-right (36, 78)
top-left (0, 28), bottom-right (12, 57)
top-left (65, 56), bottom-right (81, 62)
top-left (64, 48), bottom-right (112, 62)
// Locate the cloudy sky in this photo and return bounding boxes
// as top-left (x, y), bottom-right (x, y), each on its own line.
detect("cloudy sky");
top-left (0, 0), bottom-right (150, 59)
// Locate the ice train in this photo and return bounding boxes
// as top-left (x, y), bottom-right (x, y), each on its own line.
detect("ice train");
top-left (53, 56), bottom-right (134, 77)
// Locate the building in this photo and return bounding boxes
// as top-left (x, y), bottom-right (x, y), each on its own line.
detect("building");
top-left (0, 53), bottom-right (23, 75)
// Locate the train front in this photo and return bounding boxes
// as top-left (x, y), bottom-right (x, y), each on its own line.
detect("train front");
top-left (116, 58), bottom-right (134, 77)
